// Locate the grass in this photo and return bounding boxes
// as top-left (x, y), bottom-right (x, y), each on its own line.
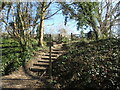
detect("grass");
top-left (1, 37), bottom-right (21, 75)
top-left (1, 37), bottom-right (40, 75)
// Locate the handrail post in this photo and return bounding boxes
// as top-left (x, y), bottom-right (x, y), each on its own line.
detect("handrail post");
top-left (71, 33), bottom-right (73, 41)
top-left (49, 34), bottom-right (52, 79)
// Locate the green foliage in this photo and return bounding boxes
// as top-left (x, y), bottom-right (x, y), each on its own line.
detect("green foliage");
top-left (60, 2), bottom-right (99, 30)
top-left (52, 38), bottom-right (120, 89)
top-left (1, 38), bottom-right (20, 75)
top-left (60, 2), bottom-right (101, 40)
top-left (1, 37), bottom-right (39, 75)
top-left (87, 31), bottom-right (96, 40)
top-left (61, 37), bottom-right (69, 43)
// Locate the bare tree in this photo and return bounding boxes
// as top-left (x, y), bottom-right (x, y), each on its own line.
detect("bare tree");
top-left (1, 1), bottom-right (62, 48)
top-left (98, 0), bottom-right (120, 38)
top-left (1, 2), bottom-right (37, 51)
top-left (37, 1), bottom-right (61, 47)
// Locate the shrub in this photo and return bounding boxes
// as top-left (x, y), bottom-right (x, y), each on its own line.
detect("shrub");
top-left (52, 38), bottom-right (120, 89)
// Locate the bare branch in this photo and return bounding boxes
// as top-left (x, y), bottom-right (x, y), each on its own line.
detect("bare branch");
top-left (44, 8), bottom-right (62, 20)
top-left (44, 2), bottom-right (52, 11)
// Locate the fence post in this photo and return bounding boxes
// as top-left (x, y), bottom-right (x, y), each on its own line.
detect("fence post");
top-left (58, 34), bottom-right (62, 43)
top-left (49, 34), bottom-right (52, 79)
top-left (60, 34), bottom-right (62, 42)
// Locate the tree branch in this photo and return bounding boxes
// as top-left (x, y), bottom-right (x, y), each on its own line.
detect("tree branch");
top-left (44, 2), bottom-right (52, 11)
top-left (44, 8), bottom-right (62, 20)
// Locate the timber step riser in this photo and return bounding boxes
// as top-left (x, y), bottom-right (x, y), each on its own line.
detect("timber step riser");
top-left (33, 64), bottom-right (49, 67)
top-left (29, 44), bottom-right (64, 74)
top-left (29, 68), bottom-right (47, 72)
top-left (45, 54), bottom-right (58, 57)
top-left (41, 58), bottom-right (57, 61)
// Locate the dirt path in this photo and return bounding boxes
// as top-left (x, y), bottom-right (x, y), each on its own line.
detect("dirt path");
top-left (1, 43), bottom-right (65, 88)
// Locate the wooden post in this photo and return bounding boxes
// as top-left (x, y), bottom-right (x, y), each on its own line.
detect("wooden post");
top-left (71, 33), bottom-right (73, 41)
top-left (59, 34), bottom-right (60, 41)
top-left (49, 34), bottom-right (52, 79)
top-left (60, 34), bottom-right (62, 43)
top-left (58, 34), bottom-right (61, 43)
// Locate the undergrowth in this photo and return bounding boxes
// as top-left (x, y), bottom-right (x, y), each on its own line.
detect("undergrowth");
top-left (52, 38), bottom-right (120, 89)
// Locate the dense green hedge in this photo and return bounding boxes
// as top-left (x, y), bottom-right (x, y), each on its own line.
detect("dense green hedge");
top-left (52, 38), bottom-right (120, 89)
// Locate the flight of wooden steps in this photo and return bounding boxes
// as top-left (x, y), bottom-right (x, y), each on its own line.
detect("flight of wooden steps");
top-left (29, 44), bottom-right (65, 76)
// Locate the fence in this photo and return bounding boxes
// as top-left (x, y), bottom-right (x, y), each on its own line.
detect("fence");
top-left (44, 33), bottom-right (84, 42)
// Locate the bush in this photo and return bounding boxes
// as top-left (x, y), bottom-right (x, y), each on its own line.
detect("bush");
top-left (52, 38), bottom-right (120, 89)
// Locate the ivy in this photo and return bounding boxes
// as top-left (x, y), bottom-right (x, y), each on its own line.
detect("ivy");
top-left (52, 38), bottom-right (120, 89)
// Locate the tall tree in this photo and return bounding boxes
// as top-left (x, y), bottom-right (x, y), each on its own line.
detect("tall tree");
top-left (1, 1), bottom-right (61, 47)
top-left (59, 2), bottom-right (99, 40)
top-left (98, 0), bottom-right (120, 38)
top-left (59, 1), bottom-right (120, 40)
top-left (37, 1), bottom-right (61, 47)
top-left (0, 2), bottom-right (11, 11)
top-left (1, 2), bottom-right (37, 51)
top-left (38, 2), bottom-right (46, 47)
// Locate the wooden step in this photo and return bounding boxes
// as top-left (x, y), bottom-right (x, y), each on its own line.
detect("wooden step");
top-left (52, 50), bottom-right (64, 53)
top-left (52, 49), bottom-right (62, 51)
top-left (41, 57), bottom-right (49, 60)
top-left (29, 66), bottom-right (46, 72)
top-left (41, 55), bottom-right (57, 58)
top-left (45, 54), bottom-right (58, 57)
top-left (38, 60), bottom-right (50, 63)
top-left (41, 57), bottom-right (57, 60)
top-left (45, 52), bottom-right (63, 55)
top-left (38, 60), bottom-right (54, 63)
top-left (51, 47), bottom-right (61, 49)
top-left (33, 63), bottom-right (49, 67)
top-left (51, 51), bottom-right (63, 54)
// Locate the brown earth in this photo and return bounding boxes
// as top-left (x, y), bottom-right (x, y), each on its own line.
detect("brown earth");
top-left (1, 43), bottom-right (65, 89)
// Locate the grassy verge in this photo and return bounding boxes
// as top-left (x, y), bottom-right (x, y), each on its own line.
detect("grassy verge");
top-left (1, 37), bottom-right (41, 75)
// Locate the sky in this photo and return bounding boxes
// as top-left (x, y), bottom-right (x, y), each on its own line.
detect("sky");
top-left (1, 2), bottom-right (86, 35)
top-left (44, 9), bottom-right (77, 34)
top-left (44, 3), bottom-right (89, 35)
top-left (1, 1), bottom-right (119, 35)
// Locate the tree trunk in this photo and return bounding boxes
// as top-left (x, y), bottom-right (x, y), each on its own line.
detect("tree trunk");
top-left (38, 2), bottom-right (46, 47)
top-left (38, 17), bottom-right (44, 47)
top-left (93, 27), bottom-right (98, 41)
